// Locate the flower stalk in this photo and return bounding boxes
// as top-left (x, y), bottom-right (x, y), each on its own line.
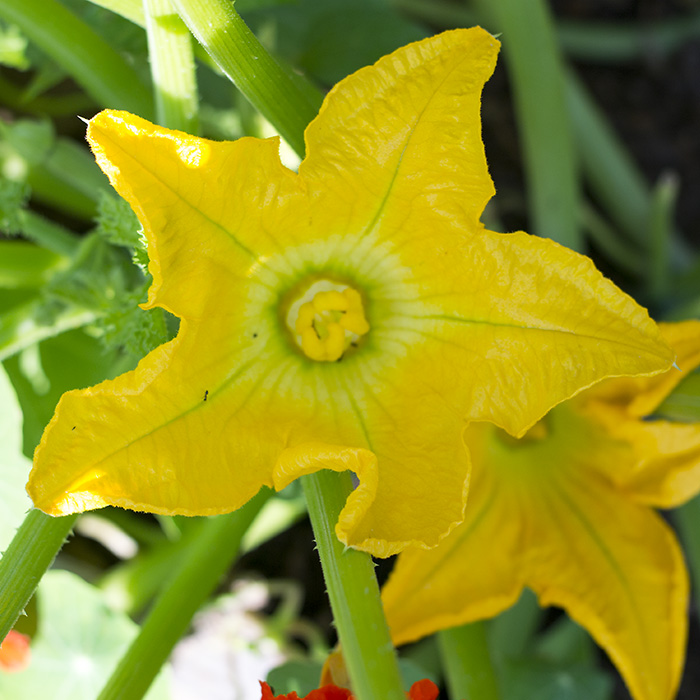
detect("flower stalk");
top-left (143, 0), bottom-right (199, 133)
top-left (172, 0), bottom-right (322, 157)
top-left (438, 623), bottom-right (500, 700)
top-left (0, 510), bottom-right (78, 640)
top-left (302, 470), bottom-right (405, 700)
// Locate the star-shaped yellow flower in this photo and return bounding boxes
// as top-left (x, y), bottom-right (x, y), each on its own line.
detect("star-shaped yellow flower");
top-left (27, 28), bottom-right (673, 557)
top-left (382, 320), bottom-right (700, 700)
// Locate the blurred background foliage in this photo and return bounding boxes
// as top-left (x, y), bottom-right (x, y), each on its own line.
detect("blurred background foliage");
top-left (0, 0), bottom-right (699, 698)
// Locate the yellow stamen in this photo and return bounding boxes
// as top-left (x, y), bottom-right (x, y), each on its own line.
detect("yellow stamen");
top-left (288, 282), bottom-right (370, 362)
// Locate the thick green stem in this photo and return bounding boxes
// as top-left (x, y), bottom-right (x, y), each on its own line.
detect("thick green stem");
top-left (302, 470), bottom-right (405, 700)
top-left (474, 0), bottom-right (581, 251)
top-left (143, 0), bottom-right (199, 133)
top-left (438, 623), bottom-right (499, 700)
top-left (97, 490), bottom-right (270, 700)
top-left (0, 510), bottom-right (78, 640)
top-left (172, 0), bottom-right (322, 157)
top-left (0, 0), bottom-right (152, 116)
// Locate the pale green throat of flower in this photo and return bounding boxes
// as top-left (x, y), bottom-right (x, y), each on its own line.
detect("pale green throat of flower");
top-left (285, 280), bottom-right (370, 362)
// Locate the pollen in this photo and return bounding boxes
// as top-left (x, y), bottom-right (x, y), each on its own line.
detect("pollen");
top-left (287, 281), bottom-right (370, 362)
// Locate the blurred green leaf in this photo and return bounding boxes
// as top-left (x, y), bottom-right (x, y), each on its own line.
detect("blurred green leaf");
top-left (501, 659), bottom-right (612, 700)
top-left (0, 363), bottom-right (31, 552)
top-left (0, 118), bottom-right (108, 220)
top-left (0, 177), bottom-right (30, 233)
top-left (656, 371), bottom-right (700, 423)
top-left (0, 118), bottom-right (53, 169)
top-left (534, 617), bottom-right (597, 666)
top-left (4, 327), bottom-right (125, 454)
top-left (21, 56), bottom-right (67, 101)
top-left (0, 570), bottom-right (170, 699)
top-left (0, 20), bottom-right (28, 68)
top-left (266, 659), bottom-right (325, 696)
top-left (245, 0), bottom-right (428, 85)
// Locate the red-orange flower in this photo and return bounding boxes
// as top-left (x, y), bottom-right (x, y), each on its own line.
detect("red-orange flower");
top-left (0, 630), bottom-right (30, 673)
top-left (259, 679), bottom-right (438, 700)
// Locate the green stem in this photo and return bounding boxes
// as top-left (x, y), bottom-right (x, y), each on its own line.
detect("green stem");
top-left (675, 496), bottom-right (700, 615)
top-left (564, 71), bottom-right (690, 266)
top-left (648, 172), bottom-right (679, 303)
top-left (564, 71), bottom-right (649, 248)
top-left (143, 0), bottom-right (199, 133)
top-left (581, 204), bottom-right (644, 277)
top-left (0, 0), bottom-right (152, 116)
top-left (489, 588), bottom-right (541, 663)
top-left (557, 12), bottom-right (700, 63)
top-left (172, 0), bottom-right (322, 157)
top-left (0, 301), bottom-right (98, 362)
top-left (302, 470), bottom-right (405, 700)
top-left (97, 490), bottom-right (270, 700)
top-left (438, 623), bottom-right (499, 700)
top-left (0, 510), bottom-right (78, 640)
top-left (474, 0), bottom-right (581, 251)
top-left (0, 74), bottom-right (94, 117)
top-left (89, 0), bottom-right (145, 28)
top-left (20, 211), bottom-right (81, 257)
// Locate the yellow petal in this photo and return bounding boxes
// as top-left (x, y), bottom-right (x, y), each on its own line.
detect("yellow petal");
top-left (382, 425), bottom-right (522, 643)
top-left (599, 416), bottom-right (700, 508)
top-left (388, 229), bottom-right (674, 437)
top-left (27, 326), bottom-right (285, 515)
top-left (384, 413), bottom-right (689, 700)
top-left (273, 373), bottom-right (471, 557)
top-left (525, 469), bottom-right (688, 700)
top-left (87, 111), bottom-right (307, 320)
top-left (580, 319), bottom-right (700, 418)
top-left (301, 28), bottom-right (499, 242)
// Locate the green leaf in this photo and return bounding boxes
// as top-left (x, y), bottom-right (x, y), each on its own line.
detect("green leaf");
top-left (94, 191), bottom-right (148, 269)
top-left (0, 570), bottom-right (170, 699)
top-left (101, 288), bottom-right (169, 358)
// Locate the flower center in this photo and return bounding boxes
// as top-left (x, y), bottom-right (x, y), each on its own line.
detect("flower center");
top-left (286, 280), bottom-right (370, 362)
top-left (495, 416), bottom-right (550, 447)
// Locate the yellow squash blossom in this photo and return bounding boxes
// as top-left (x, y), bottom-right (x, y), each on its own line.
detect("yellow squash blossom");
top-left (382, 320), bottom-right (700, 700)
top-left (27, 28), bottom-right (673, 557)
